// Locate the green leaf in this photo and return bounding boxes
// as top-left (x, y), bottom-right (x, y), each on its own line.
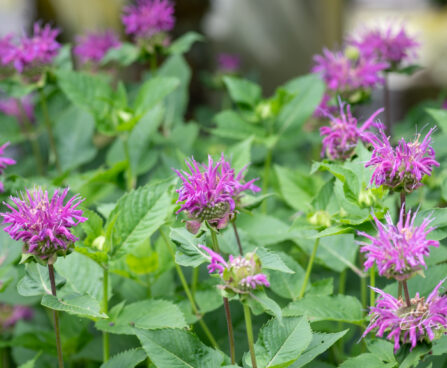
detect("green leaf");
top-left (167, 31), bottom-right (204, 55)
top-left (54, 252), bottom-right (107, 301)
top-left (278, 74), bottom-right (325, 134)
top-left (213, 110), bottom-right (265, 140)
top-left (289, 330), bottom-right (348, 368)
top-left (80, 209), bottom-right (104, 246)
top-left (283, 295), bottom-right (363, 325)
top-left (101, 42), bottom-right (140, 66)
top-left (244, 317), bottom-right (312, 368)
top-left (366, 339), bottom-right (396, 365)
top-left (125, 252), bottom-right (158, 275)
top-left (96, 299), bottom-right (186, 335)
top-left (55, 106), bottom-right (97, 171)
top-left (227, 136), bottom-right (254, 173)
top-left (18, 352), bottom-right (42, 368)
top-left (249, 291), bottom-right (282, 322)
top-left (257, 248), bottom-right (294, 274)
top-left (223, 76), bottom-right (262, 107)
top-left (416, 208), bottom-right (447, 241)
top-left (100, 348), bottom-right (147, 368)
top-left (268, 253), bottom-right (305, 300)
top-left (311, 161), bottom-right (360, 198)
top-left (137, 329), bottom-right (225, 367)
top-left (106, 181), bottom-right (173, 256)
top-left (170, 227), bottom-right (208, 267)
top-left (133, 77), bottom-right (179, 116)
top-left (17, 263), bottom-right (54, 296)
top-left (339, 353), bottom-right (395, 368)
top-left (41, 294), bottom-right (108, 319)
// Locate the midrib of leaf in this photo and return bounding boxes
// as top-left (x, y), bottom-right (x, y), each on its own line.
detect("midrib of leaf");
top-left (37, 267), bottom-right (52, 295)
top-left (142, 335), bottom-right (195, 368)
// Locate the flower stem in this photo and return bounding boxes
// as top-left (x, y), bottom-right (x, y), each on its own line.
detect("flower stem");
top-left (102, 267), bottom-right (109, 362)
top-left (159, 228), bottom-right (219, 349)
top-left (400, 191), bottom-right (406, 220)
top-left (243, 303), bottom-right (257, 368)
top-left (370, 266), bottom-right (376, 307)
top-left (338, 269), bottom-right (346, 295)
top-left (223, 298), bottom-right (236, 364)
top-left (122, 134), bottom-right (136, 191)
top-left (402, 280), bottom-right (411, 308)
top-left (232, 221), bottom-right (243, 255)
top-left (361, 273), bottom-right (367, 311)
top-left (16, 99), bottom-right (44, 175)
top-left (191, 267), bottom-right (198, 299)
top-left (150, 52), bottom-right (157, 74)
top-left (398, 281), bottom-right (402, 299)
top-left (384, 72), bottom-right (391, 136)
top-left (209, 229), bottom-right (236, 359)
top-left (298, 238), bottom-right (320, 299)
top-left (48, 264), bottom-right (64, 368)
top-left (261, 148), bottom-right (273, 213)
top-left (39, 90), bottom-right (62, 174)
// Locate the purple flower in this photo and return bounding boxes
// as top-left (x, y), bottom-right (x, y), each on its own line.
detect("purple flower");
top-left (1, 188), bottom-right (87, 260)
top-left (74, 30), bottom-right (121, 65)
top-left (313, 94), bottom-right (337, 118)
top-left (174, 154), bottom-right (260, 233)
top-left (2, 23), bottom-right (60, 74)
top-left (0, 96), bottom-right (34, 125)
top-left (122, 0), bottom-right (175, 40)
top-left (0, 143), bottom-right (16, 192)
top-left (199, 244), bottom-right (270, 293)
top-left (358, 206), bottom-right (438, 280)
top-left (349, 25), bottom-right (418, 68)
top-left (365, 127), bottom-right (439, 192)
top-left (218, 53), bottom-right (241, 73)
top-left (363, 280), bottom-right (447, 351)
top-left (312, 48), bottom-right (388, 94)
top-left (320, 99), bottom-right (383, 160)
top-left (0, 304), bottom-right (33, 330)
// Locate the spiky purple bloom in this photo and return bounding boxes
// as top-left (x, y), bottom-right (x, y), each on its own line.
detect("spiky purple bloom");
top-left (218, 53), bottom-right (241, 73)
top-left (349, 25), bottom-right (418, 68)
top-left (199, 244), bottom-right (270, 293)
top-left (74, 30), bottom-right (121, 65)
top-left (0, 96), bottom-right (34, 125)
top-left (358, 206), bottom-right (438, 280)
top-left (0, 304), bottom-right (33, 330)
top-left (312, 48), bottom-right (388, 93)
top-left (174, 154), bottom-right (260, 233)
top-left (320, 100), bottom-right (383, 160)
top-left (366, 128), bottom-right (439, 192)
top-left (0, 143), bottom-right (16, 193)
top-left (363, 280), bottom-right (447, 351)
top-left (2, 23), bottom-right (60, 74)
top-left (1, 188), bottom-right (87, 260)
top-left (122, 0), bottom-right (175, 40)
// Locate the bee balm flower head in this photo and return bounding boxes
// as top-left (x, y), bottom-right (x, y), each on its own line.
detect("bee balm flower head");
top-left (74, 30), bottom-right (121, 65)
top-left (1, 188), bottom-right (87, 262)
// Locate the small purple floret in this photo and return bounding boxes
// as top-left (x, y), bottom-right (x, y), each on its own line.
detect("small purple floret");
top-left (0, 96), bottom-right (34, 125)
top-left (0, 304), bottom-right (33, 329)
top-left (218, 53), bottom-right (241, 73)
top-left (74, 30), bottom-right (121, 64)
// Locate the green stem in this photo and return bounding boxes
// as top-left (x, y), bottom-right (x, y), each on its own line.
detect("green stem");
top-left (191, 267), bottom-right (199, 299)
top-left (102, 268), bottom-right (109, 362)
top-left (1, 347), bottom-right (9, 368)
top-left (39, 90), bottom-right (61, 174)
top-left (231, 221), bottom-right (243, 255)
top-left (48, 264), bottom-right (64, 368)
top-left (243, 303), bottom-right (257, 368)
top-left (159, 228), bottom-right (219, 348)
top-left (122, 135), bottom-right (135, 191)
top-left (261, 148), bottom-right (273, 213)
top-left (370, 266), bottom-right (375, 307)
top-left (337, 269), bottom-right (347, 353)
top-left (338, 269), bottom-right (346, 295)
top-left (210, 230), bottom-right (220, 253)
top-left (150, 52), bottom-right (157, 74)
top-left (361, 273), bottom-right (367, 311)
top-left (16, 99), bottom-right (44, 175)
top-left (298, 238), bottom-right (320, 299)
top-left (402, 280), bottom-right (411, 308)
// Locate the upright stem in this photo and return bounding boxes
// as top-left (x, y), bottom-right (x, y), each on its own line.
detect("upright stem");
top-left (48, 264), bottom-right (64, 368)
top-left (402, 280), bottom-right (412, 308)
top-left (370, 266), bottom-right (376, 307)
top-left (39, 90), bottom-right (61, 174)
top-left (122, 135), bottom-right (135, 191)
top-left (361, 273), bottom-right (367, 311)
top-left (398, 281), bottom-right (403, 299)
top-left (243, 303), bottom-right (257, 368)
top-left (150, 52), bottom-right (157, 74)
top-left (338, 269), bottom-right (346, 295)
top-left (232, 221), bottom-right (243, 255)
top-left (102, 268), bottom-right (109, 362)
top-left (191, 268), bottom-right (198, 299)
top-left (16, 99), bottom-right (44, 175)
top-left (384, 72), bottom-right (391, 136)
top-left (159, 228), bottom-right (219, 348)
top-left (209, 229), bottom-right (236, 360)
top-left (298, 238), bottom-right (320, 299)
top-left (261, 148), bottom-right (273, 213)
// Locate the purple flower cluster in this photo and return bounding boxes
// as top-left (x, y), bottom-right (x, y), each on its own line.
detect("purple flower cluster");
top-left (0, 23), bottom-right (60, 75)
top-left (312, 48), bottom-right (387, 94)
top-left (0, 143), bottom-right (16, 192)
top-left (0, 304), bottom-right (33, 330)
top-left (218, 53), bottom-right (241, 73)
top-left (74, 30), bottom-right (121, 65)
top-left (364, 280), bottom-right (447, 351)
top-left (366, 128), bottom-right (439, 192)
top-left (199, 244), bottom-right (270, 293)
top-left (122, 0), bottom-right (175, 40)
top-left (320, 100), bottom-right (383, 160)
top-left (174, 154), bottom-right (260, 233)
top-left (1, 188), bottom-right (87, 260)
top-left (358, 206), bottom-right (438, 280)
top-left (349, 25), bottom-right (418, 69)
top-left (0, 96), bottom-right (34, 125)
